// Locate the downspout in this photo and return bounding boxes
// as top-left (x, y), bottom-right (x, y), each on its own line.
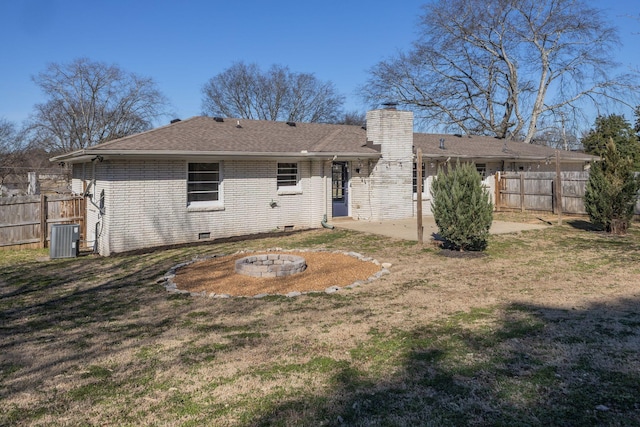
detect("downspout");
top-left (87, 158), bottom-right (106, 254)
top-left (321, 160), bottom-right (334, 229)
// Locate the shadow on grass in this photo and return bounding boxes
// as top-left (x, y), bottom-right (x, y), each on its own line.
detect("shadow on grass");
top-left (250, 298), bottom-right (640, 426)
top-left (3, 225), bottom-right (639, 425)
top-left (0, 227), bottom-right (385, 418)
top-left (0, 247), bottom-right (264, 403)
top-left (567, 219), bottom-right (602, 232)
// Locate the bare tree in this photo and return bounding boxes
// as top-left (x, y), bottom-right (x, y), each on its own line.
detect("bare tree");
top-left (202, 62), bottom-right (344, 123)
top-left (531, 109), bottom-right (582, 150)
top-left (339, 110), bottom-right (367, 127)
top-left (0, 118), bottom-right (26, 192)
top-left (28, 58), bottom-right (169, 153)
top-left (532, 127), bottom-right (581, 151)
top-left (363, 0), bottom-right (639, 143)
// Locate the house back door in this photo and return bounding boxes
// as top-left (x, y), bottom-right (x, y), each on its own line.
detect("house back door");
top-left (332, 162), bottom-right (349, 217)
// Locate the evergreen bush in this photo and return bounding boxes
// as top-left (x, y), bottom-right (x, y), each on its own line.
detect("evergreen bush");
top-left (584, 139), bottom-right (640, 235)
top-left (431, 161), bottom-right (493, 251)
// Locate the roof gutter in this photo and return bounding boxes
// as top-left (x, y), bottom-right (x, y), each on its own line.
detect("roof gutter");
top-left (421, 154), bottom-right (595, 163)
top-left (51, 150), bottom-right (382, 164)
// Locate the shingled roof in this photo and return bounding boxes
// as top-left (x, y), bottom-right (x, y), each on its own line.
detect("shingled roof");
top-left (414, 133), bottom-right (595, 163)
top-left (52, 116), bottom-right (379, 163)
top-left (52, 115), bottom-right (596, 164)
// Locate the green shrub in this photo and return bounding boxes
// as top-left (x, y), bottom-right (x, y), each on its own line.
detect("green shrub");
top-left (584, 139), bottom-right (640, 235)
top-left (431, 161), bottom-right (493, 251)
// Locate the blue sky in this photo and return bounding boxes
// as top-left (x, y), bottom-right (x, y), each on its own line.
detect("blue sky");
top-left (1, 0), bottom-right (638, 127)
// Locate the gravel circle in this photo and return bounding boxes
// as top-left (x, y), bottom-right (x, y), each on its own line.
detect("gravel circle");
top-left (165, 250), bottom-right (385, 297)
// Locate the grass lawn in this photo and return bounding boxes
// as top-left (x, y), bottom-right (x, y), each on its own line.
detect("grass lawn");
top-left (1, 214), bottom-right (639, 426)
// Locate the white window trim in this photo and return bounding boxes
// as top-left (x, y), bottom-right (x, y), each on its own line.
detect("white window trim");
top-left (413, 176), bottom-right (433, 201)
top-left (413, 162), bottom-right (429, 200)
top-left (277, 162), bottom-right (302, 195)
top-left (186, 161), bottom-right (225, 211)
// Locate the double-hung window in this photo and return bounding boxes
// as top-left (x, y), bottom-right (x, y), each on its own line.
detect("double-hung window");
top-left (277, 162), bottom-right (301, 194)
top-left (187, 162), bottom-right (222, 208)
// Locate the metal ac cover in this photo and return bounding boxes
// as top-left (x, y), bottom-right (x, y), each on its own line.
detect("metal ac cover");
top-left (50, 224), bottom-right (80, 259)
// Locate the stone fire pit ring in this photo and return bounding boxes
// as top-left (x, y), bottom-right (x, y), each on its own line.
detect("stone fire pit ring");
top-left (235, 254), bottom-right (307, 278)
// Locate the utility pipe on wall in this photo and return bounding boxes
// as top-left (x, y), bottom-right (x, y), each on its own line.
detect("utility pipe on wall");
top-left (321, 160), bottom-right (334, 229)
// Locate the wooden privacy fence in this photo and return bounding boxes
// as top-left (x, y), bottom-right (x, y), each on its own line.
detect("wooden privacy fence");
top-left (495, 171), bottom-right (586, 214)
top-left (495, 171), bottom-right (640, 217)
top-left (0, 195), bottom-right (86, 250)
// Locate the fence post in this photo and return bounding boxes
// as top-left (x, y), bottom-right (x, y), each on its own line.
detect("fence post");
top-left (40, 194), bottom-right (48, 248)
top-left (551, 179), bottom-right (556, 214)
top-left (520, 173), bottom-right (525, 212)
top-left (555, 150), bottom-right (562, 225)
top-left (494, 173), bottom-right (500, 212)
top-left (28, 172), bottom-right (37, 195)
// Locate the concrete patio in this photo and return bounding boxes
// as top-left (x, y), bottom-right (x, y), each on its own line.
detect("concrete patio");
top-left (330, 216), bottom-right (550, 242)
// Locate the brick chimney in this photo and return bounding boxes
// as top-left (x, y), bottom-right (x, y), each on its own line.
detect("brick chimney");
top-left (363, 108), bottom-right (414, 220)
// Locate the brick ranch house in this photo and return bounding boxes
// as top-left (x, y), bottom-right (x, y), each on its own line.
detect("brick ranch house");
top-left (52, 108), bottom-right (595, 256)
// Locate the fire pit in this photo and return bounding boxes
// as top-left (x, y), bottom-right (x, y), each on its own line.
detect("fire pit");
top-left (234, 254), bottom-right (307, 278)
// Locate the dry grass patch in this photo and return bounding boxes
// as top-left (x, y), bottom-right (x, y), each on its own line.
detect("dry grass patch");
top-left (1, 223), bottom-right (639, 426)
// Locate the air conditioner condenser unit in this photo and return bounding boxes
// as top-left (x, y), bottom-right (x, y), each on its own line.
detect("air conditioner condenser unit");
top-left (50, 224), bottom-right (80, 259)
